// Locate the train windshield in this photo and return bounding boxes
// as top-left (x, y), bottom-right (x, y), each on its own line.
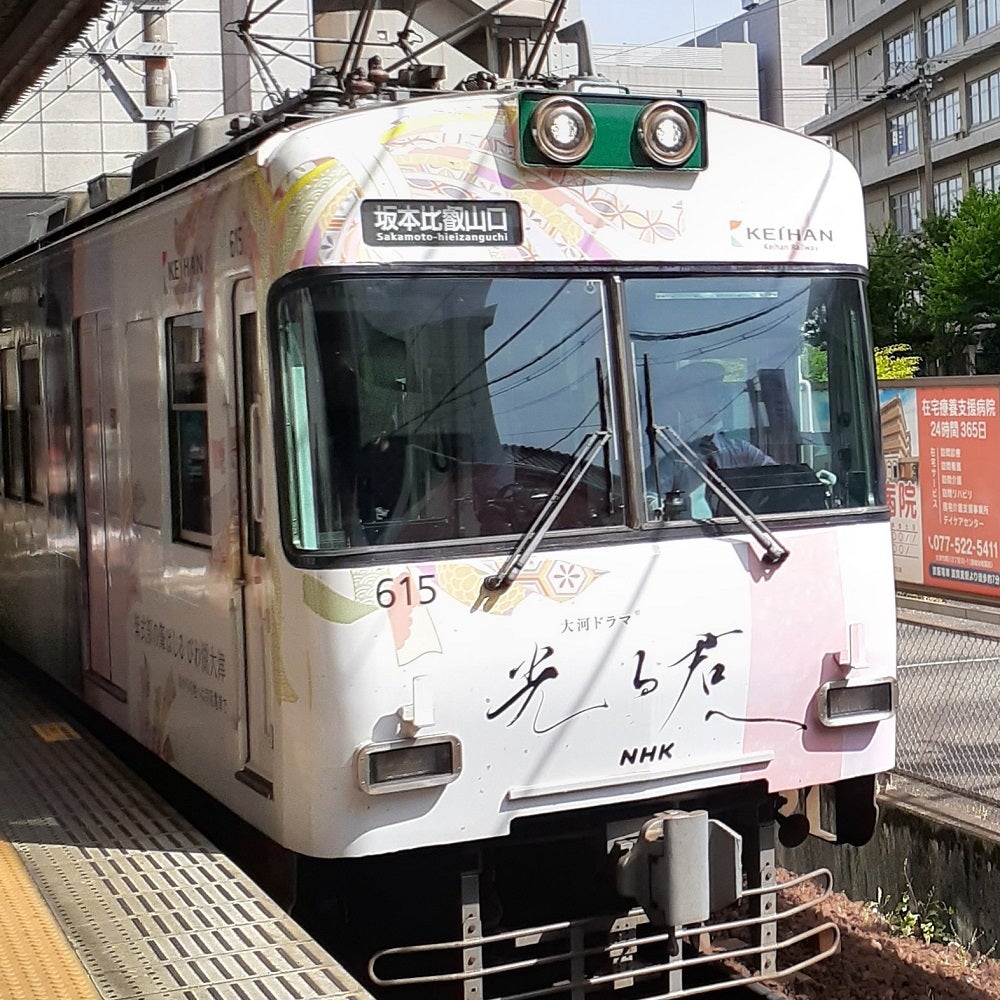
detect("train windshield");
top-left (628, 274), bottom-right (880, 521)
top-left (273, 272), bottom-right (880, 554)
top-left (274, 276), bottom-right (623, 551)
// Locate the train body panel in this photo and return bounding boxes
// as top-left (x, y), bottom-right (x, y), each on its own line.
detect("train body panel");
top-left (261, 520), bottom-right (894, 857)
top-left (249, 95), bottom-right (868, 272)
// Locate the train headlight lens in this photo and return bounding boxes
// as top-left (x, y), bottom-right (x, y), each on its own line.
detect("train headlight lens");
top-left (531, 96), bottom-right (596, 164)
top-left (637, 101), bottom-right (699, 166)
top-left (357, 736), bottom-right (462, 794)
top-left (817, 679), bottom-right (896, 727)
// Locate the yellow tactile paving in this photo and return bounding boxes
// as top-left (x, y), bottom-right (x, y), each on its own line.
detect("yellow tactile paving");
top-left (30, 722), bottom-right (81, 743)
top-left (0, 839), bottom-right (101, 1000)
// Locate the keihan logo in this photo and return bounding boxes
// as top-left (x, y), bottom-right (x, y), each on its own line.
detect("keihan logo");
top-left (730, 220), bottom-right (834, 246)
top-left (162, 250), bottom-right (205, 281)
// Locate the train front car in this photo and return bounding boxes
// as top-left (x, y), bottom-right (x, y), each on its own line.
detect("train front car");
top-left (260, 91), bottom-right (895, 996)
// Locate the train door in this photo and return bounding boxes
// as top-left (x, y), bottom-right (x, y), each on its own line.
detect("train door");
top-left (78, 310), bottom-right (126, 694)
top-left (233, 279), bottom-right (274, 788)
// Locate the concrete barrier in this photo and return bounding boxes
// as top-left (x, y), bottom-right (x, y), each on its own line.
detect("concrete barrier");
top-left (779, 775), bottom-right (1000, 952)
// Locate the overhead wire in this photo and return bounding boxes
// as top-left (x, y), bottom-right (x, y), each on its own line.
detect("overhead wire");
top-left (585, 0), bottom-right (961, 109)
top-left (0, 0), bottom-right (877, 163)
top-left (13, 0), bottom-right (988, 137)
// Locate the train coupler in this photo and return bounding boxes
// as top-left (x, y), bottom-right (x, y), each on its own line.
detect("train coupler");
top-left (614, 809), bottom-right (743, 927)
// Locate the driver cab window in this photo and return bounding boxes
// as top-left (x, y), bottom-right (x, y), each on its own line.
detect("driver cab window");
top-left (274, 276), bottom-right (622, 554)
top-left (626, 275), bottom-right (878, 522)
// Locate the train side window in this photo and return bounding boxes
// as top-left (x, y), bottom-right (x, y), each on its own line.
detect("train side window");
top-left (127, 320), bottom-right (163, 529)
top-left (239, 312), bottom-right (265, 557)
top-left (1, 348), bottom-right (23, 500)
top-left (21, 345), bottom-right (45, 505)
top-left (43, 335), bottom-right (75, 520)
top-left (167, 313), bottom-right (212, 544)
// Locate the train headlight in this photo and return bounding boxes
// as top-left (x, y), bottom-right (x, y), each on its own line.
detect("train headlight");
top-left (816, 679), bottom-right (897, 727)
top-left (530, 96), bottom-right (596, 164)
top-left (519, 91), bottom-right (706, 171)
top-left (637, 101), bottom-right (699, 166)
top-left (356, 735), bottom-right (462, 794)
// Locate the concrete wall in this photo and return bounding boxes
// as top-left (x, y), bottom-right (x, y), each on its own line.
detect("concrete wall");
top-left (775, 0), bottom-right (829, 132)
top-left (780, 781), bottom-right (1000, 952)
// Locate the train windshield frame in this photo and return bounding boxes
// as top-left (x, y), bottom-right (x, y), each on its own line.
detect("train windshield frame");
top-left (271, 269), bottom-right (881, 557)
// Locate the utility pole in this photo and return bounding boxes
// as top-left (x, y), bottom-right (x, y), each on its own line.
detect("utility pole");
top-left (220, 0), bottom-right (253, 115)
top-left (142, 5), bottom-right (172, 149)
top-left (913, 58), bottom-right (935, 218)
top-left (81, 2), bottom-right (176, 153)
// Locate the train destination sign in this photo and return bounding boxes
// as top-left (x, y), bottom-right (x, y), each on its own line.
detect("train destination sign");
top-left (361, 199), bottom-right (523, 246)
top-left (880, 378), bottom-right (1000, 601)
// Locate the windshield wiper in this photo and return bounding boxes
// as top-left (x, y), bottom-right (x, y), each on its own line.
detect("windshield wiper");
top-left (653, 425), bottom-right (789, 566)
top-left (484, 429), bottom-right (612, 593)
top-left (641, 354), bottom-right (788, 566)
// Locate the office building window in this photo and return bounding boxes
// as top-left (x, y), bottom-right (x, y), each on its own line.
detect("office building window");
top-left (929, 90), bottom-right (960, 140)
top-left (890, 189), bottom-right (922, 234)
top-left (970, 70), bottom-right (1000, 125)
top-left (968, 0), bottom-right (1000, 35)
top-left (972, 161), bottom-right (1000, 191)
top-left (924, 7), bottom-right (957, 55)
top-left (933, 176), bottom-right (964, 215)
top-left (889, 108), bottom-right (919, 156)
top-left (886, 30), bottom-right (915, 75)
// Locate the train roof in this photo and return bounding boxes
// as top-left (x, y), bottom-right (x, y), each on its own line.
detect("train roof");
top-left (0, 78), bottom-right (866, 271)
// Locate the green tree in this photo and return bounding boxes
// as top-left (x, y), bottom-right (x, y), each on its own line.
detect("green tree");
top-left (803, 343), bottom-right (828, 383)
top-left (874, 344), bottom-right (921, 379)
top-left (924, 186), bottom-right (1000, 373)
top-left (804, 344), bottom-right (920, 383)
top-left (866, 224), bottom-right (933, 356)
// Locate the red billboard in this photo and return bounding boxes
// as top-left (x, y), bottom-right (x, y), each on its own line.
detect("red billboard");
top-left (880, 378), bottom-right (1000, 600)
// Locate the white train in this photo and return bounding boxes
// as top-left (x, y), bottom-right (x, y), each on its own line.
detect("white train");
top-left (0, 65), bottom-right (896, 998)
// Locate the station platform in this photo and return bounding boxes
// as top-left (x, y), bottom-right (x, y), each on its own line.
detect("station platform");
top-left (0, 659), bottom-right (371, 1000)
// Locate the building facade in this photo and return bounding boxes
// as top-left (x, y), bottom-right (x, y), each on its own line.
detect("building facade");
top-left (591, 42), bottom-right (760, 119)
top-left (804, 0), bottom-right (1000, 233)
top-left (593, 0), bottom-right (828, 132)
top-left (694, 0), bottom-right (828, 133)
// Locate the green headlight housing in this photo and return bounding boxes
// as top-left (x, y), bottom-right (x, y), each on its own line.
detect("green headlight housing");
top-left (519, 91), bottom-right (708, 171)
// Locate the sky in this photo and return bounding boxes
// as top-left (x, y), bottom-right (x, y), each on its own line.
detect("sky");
top-left (578, 0), bottom-right (746, 46)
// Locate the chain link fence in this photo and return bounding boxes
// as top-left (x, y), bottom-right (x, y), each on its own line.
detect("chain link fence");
top-left (896, 604), bottom-right (1000, 805)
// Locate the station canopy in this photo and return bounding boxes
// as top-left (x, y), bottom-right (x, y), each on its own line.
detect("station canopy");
top-left (0, 0), bottom-right (108, 118)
